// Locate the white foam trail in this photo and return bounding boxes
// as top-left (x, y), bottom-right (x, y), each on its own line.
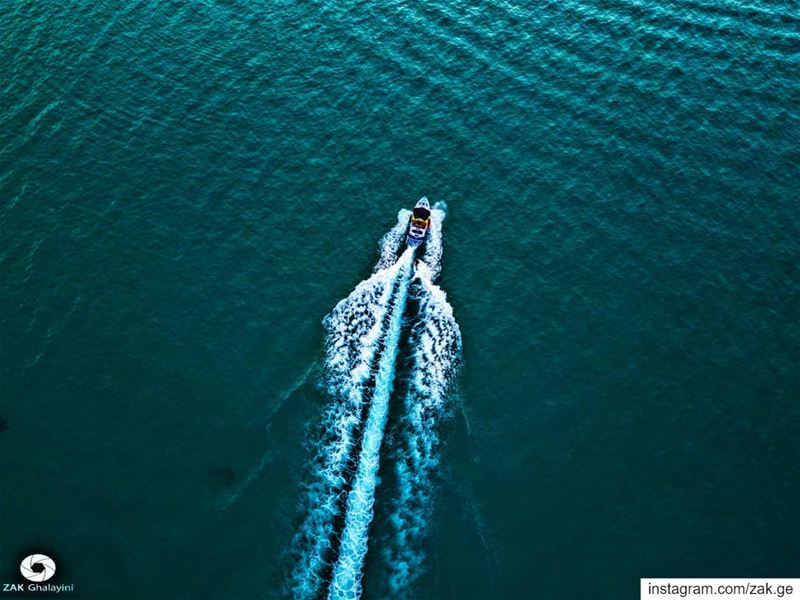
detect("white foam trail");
top-left (328, 248), bottom-right (414, 600)
top-left (384, 260), bottom-right (462, 598)
top-left (289, 213), bottom-right (411, 599)
top-left (291, 201), bottom-right (459, 600)
top-left (375, 210), bottom-right (411, 272)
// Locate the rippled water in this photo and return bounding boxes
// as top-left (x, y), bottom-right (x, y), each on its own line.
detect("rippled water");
top-left (1, 0), bottom-right (797, 598)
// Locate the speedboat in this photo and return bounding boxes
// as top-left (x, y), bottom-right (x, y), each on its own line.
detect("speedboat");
top-left (407, 197), bottom-right (431, 247)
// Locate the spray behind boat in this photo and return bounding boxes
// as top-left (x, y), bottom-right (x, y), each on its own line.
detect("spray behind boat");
top-left (289, 197), bottom-right (457, 600)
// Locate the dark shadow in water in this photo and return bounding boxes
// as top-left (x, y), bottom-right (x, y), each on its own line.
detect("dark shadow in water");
top-left (208, 467), bottom-right (237, 490)
top-left (185, 363), bottom-right (324, 600)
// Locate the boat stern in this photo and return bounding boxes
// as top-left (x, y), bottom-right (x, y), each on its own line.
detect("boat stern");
top-left (406, 196), bottom-right (432, 247)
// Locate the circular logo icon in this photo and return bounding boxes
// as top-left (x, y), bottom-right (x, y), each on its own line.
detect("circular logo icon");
top-left (20, 554), bottom-right (56, 582)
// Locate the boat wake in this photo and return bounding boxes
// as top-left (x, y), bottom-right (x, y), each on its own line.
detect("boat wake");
top-left (383, 259), bottom-right (462, 598)
top-left (288, 203), bottom-right (460, 600)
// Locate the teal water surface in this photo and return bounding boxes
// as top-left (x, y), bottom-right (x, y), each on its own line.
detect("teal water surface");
top-left (1, 0), bottom-right (798, 598)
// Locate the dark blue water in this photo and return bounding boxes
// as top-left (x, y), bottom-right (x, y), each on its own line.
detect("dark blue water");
top-left (1, 0), bottom-right (798, 597)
